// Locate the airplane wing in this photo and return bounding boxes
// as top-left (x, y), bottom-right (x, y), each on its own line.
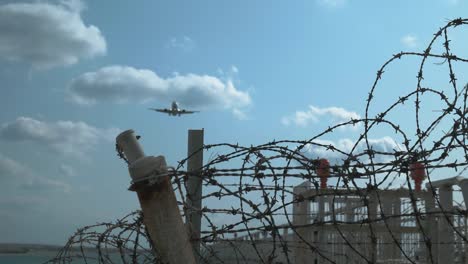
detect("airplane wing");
top-left (149, 108), bottom-right (171, 114)
top-left (178, 110), bottom-right (199, 115)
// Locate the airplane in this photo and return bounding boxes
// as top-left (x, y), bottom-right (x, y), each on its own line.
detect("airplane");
top-left (149, 101), bottom-right (199, 116)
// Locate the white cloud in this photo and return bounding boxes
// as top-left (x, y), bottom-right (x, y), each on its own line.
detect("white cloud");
top-left (68, 65), bottom-right (252, 116)
top-left (281, 105), bottom-right (360, 129)
top-left (302, 136), bottom-right (402, 165)
top-left (0, 153), bottom-right (29, 177)
top-left (0, 0), bottom-right (106, 69)
top-left (401, 34), bottom-right (418, 48)
top-left (0, 153), bottom-right (70, 192)
top-left (20, 177), bottom-right (71, 192)
top-left (317, 0), bottom-right (346, 7)
top-left (59, 164), bottom-right (76, 177)
top-left (216, 65), bottom-right (241, 81)
top-left (0, 195), bottom-right (49, 213)
top-left (232, 108), bottom-right (248, 120)
top-left (0, 117), bottom-right (118, 157)
top-left (166, 36), bottom-right (195, 52)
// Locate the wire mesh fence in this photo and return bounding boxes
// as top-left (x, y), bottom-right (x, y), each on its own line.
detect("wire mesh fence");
top-left (46, 18), bottom-right (468, 263)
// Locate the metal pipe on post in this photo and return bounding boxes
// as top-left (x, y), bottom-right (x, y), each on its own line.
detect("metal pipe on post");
top-left (116, 130), bottom-right (196, 264)
top-left (186, 129), bottom-right (204, 263)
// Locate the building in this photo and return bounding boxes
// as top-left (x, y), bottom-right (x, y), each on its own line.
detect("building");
top-left (204, 176), bottom-right (468, 263)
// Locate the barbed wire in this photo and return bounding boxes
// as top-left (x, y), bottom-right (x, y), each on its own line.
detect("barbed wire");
top-left (48, 18), bottom-right (468, 264)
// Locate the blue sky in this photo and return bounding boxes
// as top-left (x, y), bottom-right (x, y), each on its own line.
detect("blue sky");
top-left (0, 0), bottom-right (467, 245)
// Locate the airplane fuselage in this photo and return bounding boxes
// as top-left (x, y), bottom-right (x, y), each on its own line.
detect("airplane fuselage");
top-left (149, 101), bottom-right (197, 116)
top-left (170, 101), bottom-right (181, 116)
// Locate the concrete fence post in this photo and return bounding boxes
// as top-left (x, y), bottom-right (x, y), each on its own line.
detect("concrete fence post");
top-left (438, 185), bottom-right (454, 264)
top-left (367, 191), bottom-right (378, 263)
top-left (424, 192), bottom-right (437, 263)
top-left (186, 129), bottom-right (204, 263)
top-left (393, 196), bottom-right (402, 261)
top-left (292, 181), bottom-right (310, 264)
top-left (381, 193), bottom-right (393, 261)
top-left (116, 129), bottom-right (196, 264)
top-left (344, 198), bottom-right (355, 262)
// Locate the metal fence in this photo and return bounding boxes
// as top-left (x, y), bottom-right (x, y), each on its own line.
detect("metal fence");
top-left (46, 17), bottom-right (468, 264)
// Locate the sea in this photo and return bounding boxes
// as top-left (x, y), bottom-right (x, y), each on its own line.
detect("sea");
top-left (0, 250), bottom-right (57, 264)
top-left (0, 251), bottom-right (141, 264)
top-left (0, 255), bottom-right (50, 264)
